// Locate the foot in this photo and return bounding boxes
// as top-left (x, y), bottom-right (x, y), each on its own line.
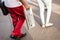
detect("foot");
top-left (10, 35), bottom-right (17, 39)
top-left (20, 33), bottom-right (26, 38)
top-left (42, 24), bottom-right (46, 28)
top-left (46, 23), bottom-right (53, 27)
top-left (10, 33), bottom-right (26, 39)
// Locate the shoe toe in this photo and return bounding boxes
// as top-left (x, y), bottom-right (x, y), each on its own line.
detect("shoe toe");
top-left (10, 35), bottom-right (17, 39)
top-left (20, 33), bottom-right (26, 38)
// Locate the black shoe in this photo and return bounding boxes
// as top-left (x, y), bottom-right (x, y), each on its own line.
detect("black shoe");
top-left (20, 33), bottom-right (26, 38)
top-left (10, 35), bottom-right (18, 39)
top-left (10, 33), bottom-right (26, 39)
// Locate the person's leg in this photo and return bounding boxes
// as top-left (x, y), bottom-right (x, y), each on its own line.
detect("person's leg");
top-left (44, 0), bottom-right (53, 27)
top-left (6, 8), bottom-right (19, 36)
top-left (7, 6), bottom-right (26, 39)
top-left (37, 0), bottom-right (45, 27)
top-left (7, 8), bottom-right (18, 28)
top-left (11, 6), bottom-right (26, 38)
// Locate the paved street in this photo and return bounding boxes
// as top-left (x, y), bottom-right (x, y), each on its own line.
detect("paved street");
top-left (0, 0), bottom-right (60, 40)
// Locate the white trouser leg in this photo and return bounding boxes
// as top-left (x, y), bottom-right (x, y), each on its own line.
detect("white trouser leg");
top-left (44, 0), bottom-right (52, 24)
top-left (37, 0), bottom-right (45, 25)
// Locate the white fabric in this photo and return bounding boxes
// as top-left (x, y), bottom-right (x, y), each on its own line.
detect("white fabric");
top-left (4, 0), bottom-right (22, 8)
top-left (37, 0), bottom-right (52, 25)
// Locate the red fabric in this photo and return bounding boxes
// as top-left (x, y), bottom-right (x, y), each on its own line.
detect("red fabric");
top-left (6, 5), bottom-right (25, 37)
